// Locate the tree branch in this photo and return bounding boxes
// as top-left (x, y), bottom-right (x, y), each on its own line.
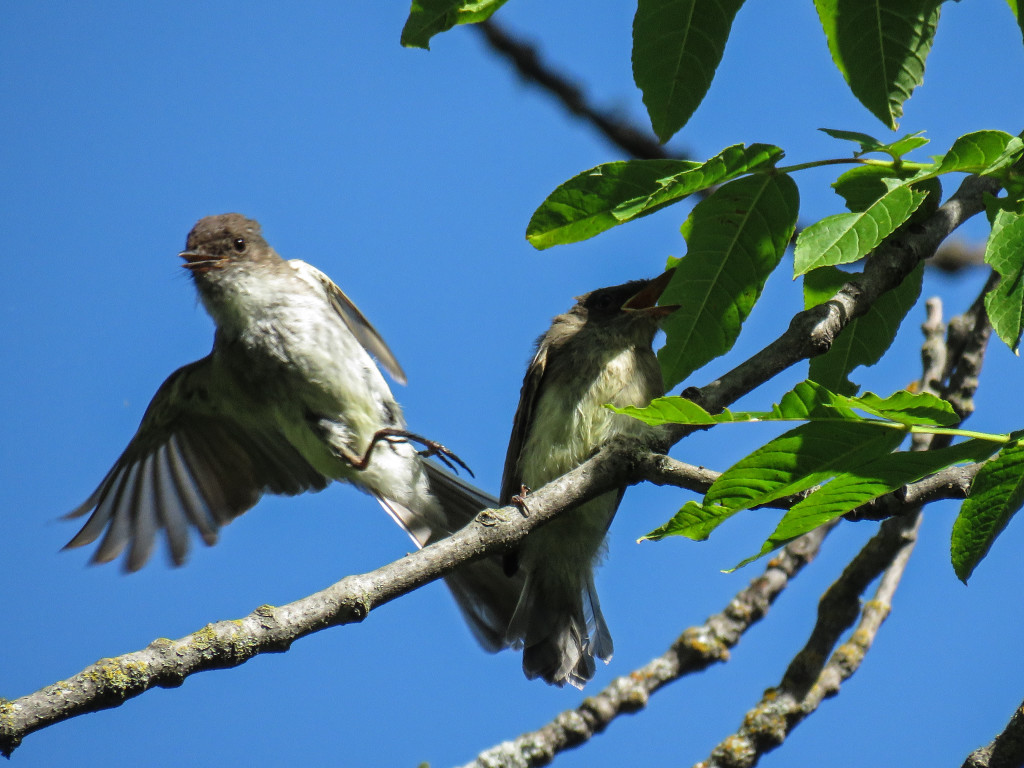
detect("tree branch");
top-left (963, 698), bottom-right (1024, 768)
top-left (475, 18), bottom-right (683, 162)
top-left (1, 437), bottom-right (980, 756)
top-left (457, 524), bottom-right (833, 768)
top-left (691, 268), bottom-right (994, 767)
top-left (695, 510), bottom-right (922, 768)
top-left (0, 441), bottom-right (639, 757)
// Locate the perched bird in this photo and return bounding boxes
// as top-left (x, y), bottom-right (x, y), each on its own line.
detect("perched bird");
top-left (64, 213), bottom-right (519, 652)
top-left (501, 271), bottom-right (677, 687)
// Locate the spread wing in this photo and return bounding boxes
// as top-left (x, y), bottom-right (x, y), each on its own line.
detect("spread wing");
top-left (288, 259), bottom-right (407, 385)
top-left (499, 341), bottom-right (549, 505)
top-left (64, 356), bottom-right (329, 572)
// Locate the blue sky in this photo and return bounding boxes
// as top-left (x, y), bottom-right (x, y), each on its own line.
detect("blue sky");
top-left (3, 2), bottom-right (1023, 766)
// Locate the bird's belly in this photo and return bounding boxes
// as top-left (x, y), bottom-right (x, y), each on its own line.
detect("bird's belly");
top-left (229, 315), bottom-right (403, 480)
top-left (520, 492), bottom-right (618, 574)
top-left (520, 348), bottom-right (657, 488)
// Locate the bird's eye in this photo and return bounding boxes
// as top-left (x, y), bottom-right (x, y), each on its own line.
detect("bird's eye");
top-left (232, 237), bottom-right (246, 253)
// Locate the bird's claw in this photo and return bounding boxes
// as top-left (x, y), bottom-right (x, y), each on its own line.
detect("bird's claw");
top-left (510, 485), bottom-right (531, 517)
top-left (359, 428), bottom-right (475, 477)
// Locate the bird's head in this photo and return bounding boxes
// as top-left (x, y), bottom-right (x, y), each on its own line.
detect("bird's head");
top-left (179, 213), bottom-right (278, 277)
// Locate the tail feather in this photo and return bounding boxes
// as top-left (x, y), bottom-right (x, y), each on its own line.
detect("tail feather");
top-left (376, 462), bottom-right (522, 653)
top-left (582, 574), bottom-right (613, 663)
top-left (506, 569), bottom-right (612, 689)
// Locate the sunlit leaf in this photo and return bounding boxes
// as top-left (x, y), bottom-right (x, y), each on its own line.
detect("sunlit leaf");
top-left (526, 144), bottom-right (783, 249)
top-left (733, 439), bottom-right (999, 571)
top-left (845, 389), bottom-right (957, 426)
top-left (640, 501), bottom-right (734, 541)
top-left (983, 207), bottom-right (1024, 351)
top-left (820, 127), bottom-right (928, 159)
top-left (612, 144), bottom-right (783, 220)
top-left (919, 130), bottom-right (1024, 180)
top-left (703, 420), bottom-right (904, 512)
top-left (952, 440), bottom-right (1024, 582)
top-left (793, 184), bottom-right (927, 275)
top-left (526, 160), bottom-right (697, 249)
top-left (773, 439), bottom-right (997, 542)
top-left (814, 0), bottom-right (941, 129)
top-left (658, 173), bottom-right (799, 387)
top-left (401, 0), bottom-right (508, 49)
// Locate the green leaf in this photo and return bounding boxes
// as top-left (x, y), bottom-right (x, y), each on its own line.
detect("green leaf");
top-left (611, 144), bottom-right (784, 221)
top-left (886, 132), bottom-right (930, 159)
top-left (819, 127), bottom-right (887, 154)
top-left (640, 501), bottom-right (735, 541)
top-left (804, 263), bottom-right (923, 395)
top-left (986, 137), bottom-right (1024, 178)
top-left (793, 184), bottom-right (927, 275)
top-left (820, 127), bottom-right (928, 160)
top-left (832, 165), bottom-right (938, 215)
top-left (637, 384), bottom-right (958, 546)
top-left (610, 396), bottom-right (768, 426)
top-left (526, 160), bottom-right (698, 249)
top-left (844, 389), bottom-right (958, 426)
top-left (952, 440), bottom-right (1024, 582)
top-left (833, 166), bottom-right (898, 212)
top-left (773, 439), bottom-right (998, 542)
top-left (814, 0), bottom-right (941, 129)
top-left (733, 438), bottom-right (999, 571)
top-left (657, 173), bottom-right (800, 388)
top-left (919, 130), bottom-right (1024, 180)
top-left (983, 207), bottom-right (1024, 351)
top-left (525, 144), bottom-right (783, 250)
top-left (704, 420), bottom-right (905, 513)
top-left (771, 380), bottom-right (854, 419)
top-left (632, 0), bottom-right (746, 142)
top-left (1009, 0), bottom-right (1024, 45)
top-left (615, 381), bottom-right (953, 430)
top-left (615, 380), bottom-right (852, 427)
top-left (400, 0), bottom-right (508, 49)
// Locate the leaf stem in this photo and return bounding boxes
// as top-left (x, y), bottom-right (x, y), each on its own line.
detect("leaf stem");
top-left (704, 416), bottom-right (1011, 443)
top-left (775, 158), bottom-right (932, 174)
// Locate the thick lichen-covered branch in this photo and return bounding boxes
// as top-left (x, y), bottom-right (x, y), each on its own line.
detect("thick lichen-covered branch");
top-left (1, 442), bottom-right (981, 757)
top-left (0, 446), bottom-right (626, 758)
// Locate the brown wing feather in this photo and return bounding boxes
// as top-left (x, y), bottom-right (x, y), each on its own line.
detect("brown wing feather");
top-left (64, 356), bottom-right (329, 571)
top-left (499, 341), bottom-right (549, 505)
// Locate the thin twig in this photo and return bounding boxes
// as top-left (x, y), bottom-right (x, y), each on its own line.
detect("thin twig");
top-left (475, 19), bottom-right (683, 162)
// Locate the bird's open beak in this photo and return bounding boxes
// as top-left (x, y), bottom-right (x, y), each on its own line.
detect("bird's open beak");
top-left (622, 268), bottom-right (680, 318)
top-left (179, 251), bottom-right (225, 274)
